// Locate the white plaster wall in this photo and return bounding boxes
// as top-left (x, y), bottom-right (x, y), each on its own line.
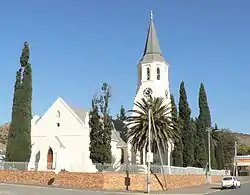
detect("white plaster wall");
top-left (135, 61), bottom-right (170, 105)
top-left (28, 98), bottom-right (97, 172)
top-left (111, 140), bottom-right (122, 167)
top-left (29, 136), bottom-right (60, 170)
top-left (127, 60), bottom-right (173, 165)
top-left (31, 98), bottom-right (86, 137)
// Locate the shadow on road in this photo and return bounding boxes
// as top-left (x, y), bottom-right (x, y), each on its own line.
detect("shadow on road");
top-left (210, 187), bottom-right (221, 190)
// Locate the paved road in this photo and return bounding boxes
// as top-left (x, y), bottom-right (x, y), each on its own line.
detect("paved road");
top-left (208, 183), bottom-right (250, 195)
top-left (0, 179), bottom-right (249, 195)
top-left (0, 183), bottom-right (113, 195)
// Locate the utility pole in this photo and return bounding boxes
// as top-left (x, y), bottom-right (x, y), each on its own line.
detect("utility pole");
top-left (207, 127), bottom-right (212, 184)
top-left (143, 88), bottom-right (153, 194)
top-left (147, 107), bottom-right (153, 193)
top-left (206, 127), bottom-right (219, 184)
top-left (233, 141), bottom-right (237, 177)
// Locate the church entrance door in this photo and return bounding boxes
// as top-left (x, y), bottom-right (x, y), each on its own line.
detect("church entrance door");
top-left (47, 147), bottom-right (53, 169)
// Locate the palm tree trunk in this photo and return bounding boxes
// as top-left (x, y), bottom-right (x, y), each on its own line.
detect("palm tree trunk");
top-left (151, 114), bottom-right (168, 191)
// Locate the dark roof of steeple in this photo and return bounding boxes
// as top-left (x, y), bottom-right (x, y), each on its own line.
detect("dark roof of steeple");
top-left (140, 11), bottom-right (165, 63)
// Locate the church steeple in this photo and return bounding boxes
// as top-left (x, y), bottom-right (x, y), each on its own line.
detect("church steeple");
top-left (140, 11), bottom-right (165, 63)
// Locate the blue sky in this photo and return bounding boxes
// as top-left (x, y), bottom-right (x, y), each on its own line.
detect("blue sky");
top-left (0, 0), bottom-right (250, 133)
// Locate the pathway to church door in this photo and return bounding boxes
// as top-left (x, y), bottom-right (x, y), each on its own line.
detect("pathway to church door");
top-left (47, 147), bottom-right (53, 169)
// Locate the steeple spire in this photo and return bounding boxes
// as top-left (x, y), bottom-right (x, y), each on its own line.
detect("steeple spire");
top-left (140, 11), bottom-right (165, 63)
top-left (150, 10), bottom-right (153, 20)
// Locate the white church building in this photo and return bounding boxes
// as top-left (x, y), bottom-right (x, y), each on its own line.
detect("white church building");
top-left (28, 97), bottom-right (126, 172)
top-left (28, 12), bottom-right (173, 173)
top-left (127, 11), bottom-right (173, 167)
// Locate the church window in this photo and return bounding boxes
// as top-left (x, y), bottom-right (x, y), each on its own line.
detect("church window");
top-left (147, 67), bottom-right (150, 80)
top-left (57, 111), bottom-right (60, 118)
top-left (157, 67), bottom-right (160, 80)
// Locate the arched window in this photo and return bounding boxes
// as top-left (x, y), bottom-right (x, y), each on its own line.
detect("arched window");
top-left (147, 67), bottom-right (150, 80)
top-left (47, 147), bottom-right (53, 169)
top-left (57, 111), bottom-right (60, 118)
top-left (157, 67), bottom-right (160, 80)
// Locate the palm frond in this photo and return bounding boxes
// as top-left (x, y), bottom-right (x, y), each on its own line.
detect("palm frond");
top-left (125, 97), bottom-right (179, 153)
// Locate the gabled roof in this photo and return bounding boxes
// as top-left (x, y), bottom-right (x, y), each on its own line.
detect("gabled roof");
top-left (111, 128), bottom-right (126, 148)
top-left (140, 11), bottom-right (165, 63)
top-left (40, 97), bottom-right (126, 149)
top-left (66, 100), bottom-right (126, 148)
top-left (68, 104), bottom-right (88, 122)
top-left (112, 119), bottom-right (127, 148)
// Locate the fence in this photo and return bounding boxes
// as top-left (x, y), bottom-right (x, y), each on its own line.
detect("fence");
top-left (0, 161), bottom-right (230, 176)
top-left (95, 163), bottom-right (230, 176)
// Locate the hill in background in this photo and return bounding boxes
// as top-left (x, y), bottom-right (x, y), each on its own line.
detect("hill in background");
top-left (0, 123), bottom-right (9, 151)
top-left (0, 123), bottom-right (249, 153)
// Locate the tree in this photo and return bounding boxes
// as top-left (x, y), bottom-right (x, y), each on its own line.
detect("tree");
top-left (5, 69), bottom-right (22, 161)
top-left (126, 97), bottom-right (178, 153)
top-left (215, 134), bottom-right (225, 169)
top-left (20, 62), bottom-right (32, 162)
top-left (126, 97), bottom-right (178, 190)
top-left (5, 42), bottom-right (32, 162)
top-left (219, 129), bottom-right (238, 169)
top-left (19, 42), bottom-right (32, 161)
top-left (98, 82), bottom-right (113, 163)
top-left (194, 116), bottom-right (207, 167)
top-left (89, 82), bottom-right (113, 164)
top-left (237, 144), bottom-right (250, 155)
top-left (116, 105), bottom-right (128, 142)
top-left (170, 94), bottom-right (183, 167)
top-left (210, 124), bottom-right (221, 169)
top-left (117, 105), bottom-right (126, 121)
top-left (196, 83), bottom-right (216, 168)
top-left (178, 81), bottom-right (194, 167)
top-left (89, 97), bottom-right (105, 163)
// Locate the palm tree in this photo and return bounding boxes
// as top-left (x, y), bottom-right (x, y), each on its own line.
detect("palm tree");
top-left (125, 97), bottom-right (179, 190)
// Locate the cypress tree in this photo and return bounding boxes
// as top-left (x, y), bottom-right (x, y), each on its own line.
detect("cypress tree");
top-left (170, 94), bottom-right (183, 166)
top-left (89, 98), bottom-right (105, 163)
top-left (5, 42), bottom-right (32, 162)
top-left (194, 116), bottom-right (207, 167)
top-left (178, 82), bottom-right (194, 167)
top-left (20, 62), bottom-right (32, 161)
top-left (5, 69), bottom-right (22, 161)
top-left (99, 82), bottom-right (112, 163)
top-left (213, 124), bottom-right (225, 169)
top-left (20, 42), bottom-right (32, 161)
top-left (117, 105), bottom-right (126, 121)
top-left (215, 139), bottom-right (225, 169)
top-left (103, 114), bottom-right (113, 163)
top-left (196, 83), bottom-right (216, 168)
top-left (116, 105), bottom-right (127, 142)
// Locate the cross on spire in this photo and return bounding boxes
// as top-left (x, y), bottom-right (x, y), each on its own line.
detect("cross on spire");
top-left (150, 10), bottom-right (153, 20)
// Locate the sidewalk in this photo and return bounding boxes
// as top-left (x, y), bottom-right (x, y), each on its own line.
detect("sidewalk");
top-left (100, 183), bottom-right (220, 195)
top-left (157, 183), bottom-right (221, 194)
top-left (109, 176), bottom-right (250, 195)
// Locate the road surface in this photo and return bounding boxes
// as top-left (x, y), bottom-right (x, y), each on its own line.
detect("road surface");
top-left (0, 183), bottom-right (113, 195)
top-left (208, 183), bottom-right (250, 195)
top-left (0, 181), bottom-right (249, 195)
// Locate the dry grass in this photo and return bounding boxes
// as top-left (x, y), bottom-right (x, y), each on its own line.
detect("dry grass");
top-left (0, 123), bottom-right (9, 152)
top-left (234, 132), bottom-right (250, 146)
